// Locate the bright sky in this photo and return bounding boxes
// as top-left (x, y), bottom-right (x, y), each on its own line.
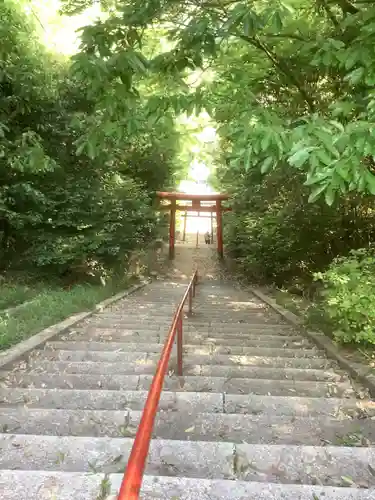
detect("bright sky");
top-left (27, 0), bottom-right (101, 54)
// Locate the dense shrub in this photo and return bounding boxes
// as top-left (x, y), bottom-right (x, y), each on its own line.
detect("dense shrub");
top-left (0, 1), bottom-right (180, 278)
top-left (222, 165), bottom-right (375, 290)
top-left (315, 250), bottom-right (375, 345)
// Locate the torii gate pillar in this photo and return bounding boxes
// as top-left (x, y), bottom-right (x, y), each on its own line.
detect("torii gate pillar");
top-left (169, 198), bottom-right (176, 259)
top-left (216, 199), bottom-right (223, 259)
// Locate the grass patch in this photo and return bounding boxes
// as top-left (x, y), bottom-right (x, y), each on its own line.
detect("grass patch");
top-left (0, 282), bottom-right (41, 311)
top-left (271, 289), bottom-right (311, 318)
top-left (0, 278), bottom-right (131, 351)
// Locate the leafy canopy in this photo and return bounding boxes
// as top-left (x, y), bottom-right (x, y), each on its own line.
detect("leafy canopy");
top-left (62, 0), bottom-right (375, 204)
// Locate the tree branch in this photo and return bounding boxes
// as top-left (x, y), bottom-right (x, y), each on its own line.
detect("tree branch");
top-left (237, 34), bottom-right (315, 112)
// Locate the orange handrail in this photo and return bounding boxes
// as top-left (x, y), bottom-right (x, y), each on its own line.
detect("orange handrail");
top-left (117, 270), bottom-right (198, 499)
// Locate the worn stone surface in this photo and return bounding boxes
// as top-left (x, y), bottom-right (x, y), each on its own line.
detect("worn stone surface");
top-left (0, 387), bottom-right (223, 412)
top-left (1, 407), bottom-right (375, 446)
top-left (139, 374), bottom-right (355, 397)
top-left (136, 476), bottom-right (375, 500)
top-left (2, 472), bottom-right (375, 500)
top-left (0, 435), bottom-right (234, 478)
top-left (0, 245), bottom-right (374, 498)
top-left (46, 340), bottom-right (322, 358)
top-left (0, 471), bottom-right (105, 500)
top-left (224, 393), bottom-right (375, 416)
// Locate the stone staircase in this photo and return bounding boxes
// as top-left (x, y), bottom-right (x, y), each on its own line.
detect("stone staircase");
top-left (1, 278), bottom-right (375, 499)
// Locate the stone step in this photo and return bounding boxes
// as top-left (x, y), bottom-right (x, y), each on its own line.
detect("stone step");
top-left (141, 375), bottom-right (354, 398)
top-left (46, 340), bottom-right (322, 358)
top-left (73, 322), bottom-right (294, 332)
top-left (36, 349), bottom-right (333, 370)
top-left (224, 393), bottom-right (375, 417)
top-left (87, 320), bottom-right (209, 329)
top-left (0, 434), bottom-right (374, 487)
top-left (197, 365), bottom-right (346, 382)
top-left (0, 372), bottom-right (355, 397)
top-left (67, 330), bottom-right (163, 343)
top-left (181, 336), bottom-right (311, 349)
top-left (0, 470), bottom-right (104, 500)
top-left (124, 474), bottom-right (375, 499)
top-left (1, 387), bottom-right (371, 417)
top-left (86, 320), bottom-right (290, 332)
top-left (114, 307), bottom-right (273, 316)
top-left (0, 388), bottom-right (223, 413)
top-left (69, 330), bottom-right (310, 348)
top-left (2, 471), bottom-right (374, 500)
top-left (205, 323), bottom-right (290, 332)
top-left (101, 312), bottom-right (281, 321)
top-left (24, 359), bottom-right (346, 382)
top-left (1, 407), bottom-right (374, 446)
top-left (73, 328), bottom-right (303, 343)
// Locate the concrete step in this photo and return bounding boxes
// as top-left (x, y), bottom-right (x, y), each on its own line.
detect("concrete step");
top-left (224, 393), bottom-right (375, 417)
top-left (0, 434), bottom-right (374, 487)
top-left (73, 328), bottom-right (304, 343)
top-left (206, 323), bottom-right (291, 332)
top-left (87, 319), bottom-right (208, 329)
top-left (0, 470), bottom-right (104, 500)
top-left (0, 372), bottom-right (355, 397)
top-left (85, 324), bottom-right (301, 339)
top-left (99, 307), bottom-right (261, 314)
top-left (46, 340), bottom-right (322, 357)
top-left (140, 375), bottom-right (354, 398)
top-left (69, 330), bottom-right (310, 348)
top-left (86, 320), bottom-right (291, 332)
top-left (197, 365), bottom-right (346, 382)
top-left (182, 336), bottom-right (312, 349)
top-left (100, 312), bottom-right (282, 322)
top-left (1, 387), bottom-right (372, 417)
top-left (36, 349), bottom-right (333, 370)
top-left (0, 388), bottom-right (223, 413)
top-left (1, 407), bottom-right (375, 446)
top-left (24, 359), bottom-right (346, 382)
top-left (67, 330), bottom-right (163, 343)
top-left (2, 471), bottom-right (374, 500)
top-left (124, 474), bottom-right (375, 499)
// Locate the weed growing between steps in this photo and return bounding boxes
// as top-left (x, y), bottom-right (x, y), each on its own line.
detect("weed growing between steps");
top-left (96, 474), bottom-right (111, 500)
top-left (0, 279), bottom-right (131, 351)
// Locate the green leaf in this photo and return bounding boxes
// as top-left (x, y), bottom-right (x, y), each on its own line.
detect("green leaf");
top-left (316, 149), bottom-right (332, 166)
top-left (341, 476), bottom-right (354, 486)
top-left (261, 132), bottom-right (271, 152)
top-left (288, 148), bottom-right (310, 168)
top-left (261, 157), bottom-right (273, 174)
top-left (304, 172), bottom-right (330, 186)
top-left (325, 186), bottom-right (335, 206)
top-left (344, 51), bottom-right (358, 70)
top-left (272, 11), bottom-right (283, 32)
top-left (345, 67), bottom-right (364, 85)
top-left (87, 140), bottom-right (95, 160)
top-left (75, 141), bottom-right (86, 156)
top-left (244, 148), bottom-right (252, 169)
top-left (243, 14), bottom-right (255, 36)
top-left (365, 171), bottom-right (375, 195)
top-left (308, 184), bottom-right (327, 203)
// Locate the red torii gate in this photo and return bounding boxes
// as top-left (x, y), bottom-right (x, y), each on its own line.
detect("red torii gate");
top-left (156, 192), bottom-right (231, 259)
